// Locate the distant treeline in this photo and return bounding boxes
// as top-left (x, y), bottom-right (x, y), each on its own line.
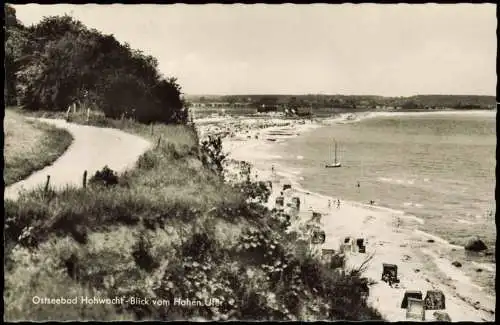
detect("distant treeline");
top-left (5, 5), bottom-right (188, 124)
top-left (187, 94), bottom-right (496, 111)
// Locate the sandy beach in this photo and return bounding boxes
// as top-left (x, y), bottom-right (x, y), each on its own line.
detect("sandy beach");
top-left (197, 113), bottom-right (495, 322)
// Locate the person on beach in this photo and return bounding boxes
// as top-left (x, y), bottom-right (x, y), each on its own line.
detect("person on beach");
top-left (271, 165), bottom-right (275, 173)
top-left (357, 181), bottom-right (360, 188)
top-left (337, 199), bottom-right (340, 209)
top-left (328, 199), bottom-right (331, 209)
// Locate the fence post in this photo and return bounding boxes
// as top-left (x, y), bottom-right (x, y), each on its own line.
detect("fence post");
top-left (83, 170), bottom-right (87, 188)
top-left (44, 175), bottom-right (51, 193)
top-left (66, 106), bottom-right (71, 121)
top-left (86, 107), bottom-right (90, 122)
top-left (156, 135), bottom-right (162, 149)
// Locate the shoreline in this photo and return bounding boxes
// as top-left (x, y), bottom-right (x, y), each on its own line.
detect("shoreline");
top-left (319, 109), bottom-right (496, 125)
top-left (197, 113), bottom-right (495, 321)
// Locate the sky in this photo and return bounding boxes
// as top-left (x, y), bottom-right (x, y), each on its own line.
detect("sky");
top-left (11, 3), bottom-right (497, 96)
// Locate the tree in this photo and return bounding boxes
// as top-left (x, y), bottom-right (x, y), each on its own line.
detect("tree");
top-left (5, 4), bottom-right (28, 105)
top-left (150, 77), bottom-right (187, 124)
top-left (5, 5), bottom-right (18, 27)
top-left (97, 71), bottom-right (149, 119)
top-left (10, 12), bottom-right (188, 124)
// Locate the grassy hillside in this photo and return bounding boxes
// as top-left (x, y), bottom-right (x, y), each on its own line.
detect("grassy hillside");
top-left (4, 114), bottom-right (382, 321)
top-left (3, 108), bottom-right (73, 186)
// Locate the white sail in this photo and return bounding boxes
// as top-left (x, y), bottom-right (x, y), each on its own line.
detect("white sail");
top-left (326, 139), bottom-right (342, 168)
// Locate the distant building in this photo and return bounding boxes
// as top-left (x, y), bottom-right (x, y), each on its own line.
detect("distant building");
top-left (285, 107), bottom-right (312, 117)
top-left (257, 104), bottom-right (279, 113)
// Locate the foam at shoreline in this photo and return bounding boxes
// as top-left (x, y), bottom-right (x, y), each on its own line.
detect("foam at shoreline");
top-left (320, 109), bottom-right (496, 126)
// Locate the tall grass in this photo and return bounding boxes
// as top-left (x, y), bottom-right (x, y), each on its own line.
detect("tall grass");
top-left (4, 109), bottom-right (73, 186)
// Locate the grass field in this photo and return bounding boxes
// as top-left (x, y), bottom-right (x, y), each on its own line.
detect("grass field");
top-left (3, 108), bottom-right (73, 186)
top-left (4, 112), bottom-right (381, 321)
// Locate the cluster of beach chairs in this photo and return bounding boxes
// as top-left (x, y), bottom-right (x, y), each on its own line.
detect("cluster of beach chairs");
top-left (273, 183), bottom-right (367, 264)
top-left (400, 289), bottom-right (448, 321)
top-left (382, 262), bottom-right (449, 320)
top-left (273, 182), bottom-right (450, 321)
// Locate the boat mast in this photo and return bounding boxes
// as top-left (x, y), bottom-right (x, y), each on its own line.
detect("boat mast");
top-left (334, 141), bottom-right (338, 164)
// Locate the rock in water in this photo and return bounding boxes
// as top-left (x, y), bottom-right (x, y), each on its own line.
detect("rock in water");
top-left (452, 261), bottom-right (462, 267)
top-left (464, 237), bottom-right (488, 252)
top-left (433, 311), bottom-right (451, 321)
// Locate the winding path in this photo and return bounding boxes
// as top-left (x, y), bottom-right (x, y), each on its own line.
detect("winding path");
top-left (4, 118), bottom-right (151, 201)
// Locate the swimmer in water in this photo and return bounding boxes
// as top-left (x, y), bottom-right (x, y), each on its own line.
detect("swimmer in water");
top-left (357, 181), bottom-right (360, 188)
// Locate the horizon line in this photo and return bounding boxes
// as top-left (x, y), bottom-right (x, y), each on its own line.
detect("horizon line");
top-left (184, 93), bottom-right (496, 97)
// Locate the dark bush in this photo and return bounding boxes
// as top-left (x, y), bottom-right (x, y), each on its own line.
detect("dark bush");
top-left (181, 232), bottom-right (219, 262)
top-left (132, 234), bottom-right (160, 272)
top-left (89, 165), bottom-right (119, 187)
top-left (200, 135), bottom-right (226, 177)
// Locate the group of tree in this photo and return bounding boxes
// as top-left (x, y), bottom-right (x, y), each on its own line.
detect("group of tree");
top-left (5, 5), bottom-right (188, 124)
top-left (190, 94), bottom-right (495, 111)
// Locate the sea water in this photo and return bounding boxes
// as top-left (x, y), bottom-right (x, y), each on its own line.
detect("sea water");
top-left (264, 111), bottom-right (496, 291)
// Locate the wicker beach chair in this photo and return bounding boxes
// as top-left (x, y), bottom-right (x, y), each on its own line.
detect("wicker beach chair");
top-left (311, 211), bottom-right (322, 223)
top-left (424, 290), bottom-right (446, 310)
top-left (356, 238), bottom-right (366, 253)
top-left (406, 298), bottom-right (425, 321)
top-left (401, 290), bottom-right (423, 308)
top-left (275, 196), bottom-right (284, 209)
top-left (311, 229), bottom-right (326, 244)
top-left (382, 263), bottom-right (400, 284)
top-left (291, 196), bottom-right (301, 210)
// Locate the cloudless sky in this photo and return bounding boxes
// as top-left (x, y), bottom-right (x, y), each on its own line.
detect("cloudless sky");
top-left (12, 3), bottom-right (497, 96)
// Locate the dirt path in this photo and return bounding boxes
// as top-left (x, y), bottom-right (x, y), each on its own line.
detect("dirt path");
top-left (4, 118), bottom-right (151, 201)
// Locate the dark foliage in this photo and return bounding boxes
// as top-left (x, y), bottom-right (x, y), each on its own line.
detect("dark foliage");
top-left (132, 234), bottom-right (160, 272)
top-left (5, 5), bottom-right (188, 124)
top-left (200, 135), bottom-right (227, 177)
top-left (89, 166), bottom-right (119, 187)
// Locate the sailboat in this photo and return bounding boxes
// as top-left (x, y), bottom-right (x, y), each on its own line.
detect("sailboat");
top-left (325, 140), bottom-right (342, 168)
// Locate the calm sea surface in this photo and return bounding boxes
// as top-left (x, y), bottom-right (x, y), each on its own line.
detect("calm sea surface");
top-left (271, 112), bottom-right (496, 254)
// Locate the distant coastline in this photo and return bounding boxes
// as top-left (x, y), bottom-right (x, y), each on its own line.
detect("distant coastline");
top-left (186, 94), bottom-right (496, 114)
top-left (330, 109), bottom-right (496, 123)
top-left (193, 107), bottom-right (496, 125)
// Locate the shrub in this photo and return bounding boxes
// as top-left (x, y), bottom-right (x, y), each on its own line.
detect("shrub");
top-left (180, 230), bottom-right (221, 263)
top-left (136, 151), bottom-right (159, 170)
top-left (89, 165), bottom-right (119, 187)
top-left (199, 135), bottom-right (226, 177)
top-left (132, 233), bottom-right (160, 272)
top-left (233, 180), bottom-right (272, 204)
